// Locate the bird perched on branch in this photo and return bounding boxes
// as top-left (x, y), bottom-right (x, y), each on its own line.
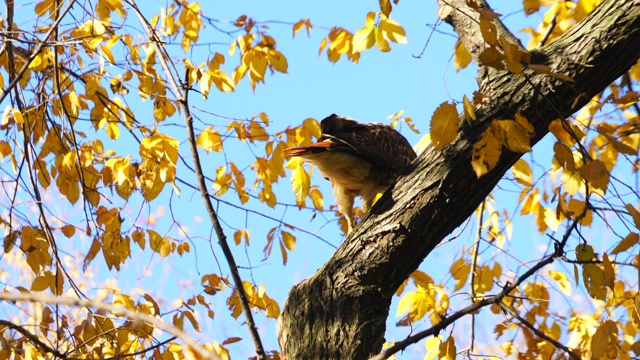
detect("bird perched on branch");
top-left (284, 114), bottom-right (416, 234)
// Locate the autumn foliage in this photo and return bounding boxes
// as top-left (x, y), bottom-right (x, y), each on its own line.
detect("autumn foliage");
top-left (1, 0), bottom-right (640, 359)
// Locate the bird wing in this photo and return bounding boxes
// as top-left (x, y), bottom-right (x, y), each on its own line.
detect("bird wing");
top-left (321, 120), bottom-right (417, 173)
top-left (284, 114), bottom-right (417, 174)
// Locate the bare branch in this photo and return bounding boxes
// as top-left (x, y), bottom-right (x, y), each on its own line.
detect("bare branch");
top-left (125, 1), bottom-right (266, 358)
top-left (498, 302), bottom-right (580, 360)
top-left (0, 292), bottom-right (214, 359)
top-left (0, 0), bottom-right (77, 105)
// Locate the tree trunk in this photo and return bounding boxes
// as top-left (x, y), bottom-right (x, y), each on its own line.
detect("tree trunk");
top-left (278, 0), bottom-right (640, 358)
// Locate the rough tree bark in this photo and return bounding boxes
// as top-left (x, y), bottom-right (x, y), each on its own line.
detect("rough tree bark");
top-left (277, 0), bottom-right (640, 358)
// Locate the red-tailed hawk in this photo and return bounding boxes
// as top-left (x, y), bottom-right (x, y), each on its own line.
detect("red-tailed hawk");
top-left (284, 114), bottom-right (416, 234)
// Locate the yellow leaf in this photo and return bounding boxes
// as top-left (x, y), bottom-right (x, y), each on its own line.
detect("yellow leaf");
top-left (290, 160), bottom-right (310, 207)
top-left (576, 244), bottom-right (606, 300)
top-left (35, 0), bottom-right (53, 16)
top-left (424, 337), bottom-right (441, 360)
top-left (438, 336), bottom-right (456, 360)
top-left (462, 95), bottom-right (476, 123)
top-left (379, 15), bottom-right (407, 44)
top-left (222, 337), bottom-right (243, 345)
top-left (552, 141), bottom-right (575, 171)
top-left (625, 204), bottom-right (640, 230)
top-left (233, 230), bottom-right (243, 246)
top-left (318, 35), bottom-right (329, 56)
top-left (580, 159), bottom-right (609, 193)
top-left (12, 108), bottom-right (24, 124)
top-left (105, 122), bottom-right (119, 140)
top-left (197, 126), bottom-right (223, 153)
top-left (471, 126), bottom-right (501, 177)
top-left (209, 69), bottom-right (235, 93)
top-left (630, 60), bottom-right (640, 81)
top-left (212, 342), bottom-right (230, 360)
top-left (499, 36), bottom-right (527, 74)
top-left (247, 120), bottom-right (269, 142)
top-left (605, 133), bottom-right (637, 155)
top-left (474, 265), bottom-right (494, 294)
top-left (61, 225), bottom-right (75, 238)
top-left (303, 118), bottom-right (321, 139)
top-left (611, 232), bottom-right (638, 254)
top-left (479, 17), bottom-right (498, 46)
top-left (565, 198), bottom-right (591, 225)
top-left (396, 292), bottom-right (420, 321)
top-left (183, 310), bottom-right (201, 331)
top-left (549, 119), bottom-right (583, 145)
top-left (453, 39), bottom-right (472, 72)
top-left (633, 294), bottom-right (640, 328)
top-left (100, 45), bottom-right (115, 65)
top-left (591, 321), bottom-right (618, 359)
top-left (140, 170), bottom-right (165, 202)
top-left (177, 242), bottom-right (190, 256)
top-left (31, 271), bottom-right (54, 291)
top-left (491, 120), bottom-right (532, 153)
top-left (512, 159), bottom-right (533, 187)
top-left (410, 269), bottom-right (434, 289)
top-left (524, 0), bottom-right (542, 14)
top-left (353, 22), bottom-right (376, 53)
top-left (379, 0), bottom-right (392, 17)
top-left (149, 230), bottom-right (171, 258)
top-left (292, 19), bottom-right (312, 38)
top-left (548, 270), bottom-right (571, 295)
top-left (267, 50), bottom-right (288, 73)
top-left (281, 230), bottom-right (296, 251)
top-left (3, 232), bottom-right (17, 253)
top-left (450, 257), bottom-right (470, 292)
top-left (375, 28), bottom-right (391, 52)
top-left (543, 207), bottom-right (559, 232)
top-left (430, 102), bottom-right (459, 150)
top-left (520, 187), bottom-right (540, 216)
top-left (478, 47), bottom-right (505, 70)
top-left (113, 294), bottom-right (135, 309)
top-left (309, 188), bottom-right (324, 210)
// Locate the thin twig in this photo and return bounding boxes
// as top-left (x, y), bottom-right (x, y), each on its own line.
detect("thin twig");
top-left (498, 302), bottom-right (580, 360)
top-left (0, 319), bottom-right (67, 359)
top-left (467, 201), bottom-right (485, 356)
top-left (0, 0), bottom-right (77, 105)
top-left (538, 12), bottom-right (558, 48)
top-left (0, 292), bottom-right (214, 359)
top-left (125, 1), bottom-right (266, 358)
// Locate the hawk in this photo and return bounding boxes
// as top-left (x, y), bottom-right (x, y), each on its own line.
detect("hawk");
top-left (284, 114), bottom-right (417, 234)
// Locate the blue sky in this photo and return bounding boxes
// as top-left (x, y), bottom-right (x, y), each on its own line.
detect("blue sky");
top-left (1, 1), bottom-right (591, 358)
top-left (149, 1), bottom-right (549, 357)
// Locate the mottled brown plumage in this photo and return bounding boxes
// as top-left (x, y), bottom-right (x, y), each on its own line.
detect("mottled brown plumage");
top-left (284, 114), bottom-right (416, 234)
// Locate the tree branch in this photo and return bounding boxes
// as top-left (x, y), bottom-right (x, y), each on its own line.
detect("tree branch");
top-left (0, 319), bottom-right (67, 359)
top-left (0, 0), bottom-right (76, 105)
top-left (497, 302), bottom-right (580, 360)
top-left (125, 1), bottom-right (266, 358)
top-left (0, 292), bottom-right (213, 359)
